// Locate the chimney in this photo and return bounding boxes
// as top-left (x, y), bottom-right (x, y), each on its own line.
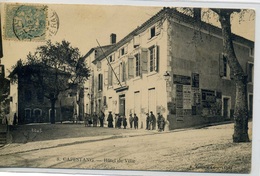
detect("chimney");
top-left (193, 8), bottom-right (201, 21)
top-left (110, 33), bottom-right (116, 44)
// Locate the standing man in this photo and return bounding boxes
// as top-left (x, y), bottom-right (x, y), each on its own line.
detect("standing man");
top-left (157, 112), bottom-right (161, 130)
top-left (92, 112), bottom-right (98, 127)
top-left (123, 116), bottom-right (127, 129)
top-left (107, 111), bottom-right (113, 128)
top-left (129, 114), bottom-right (134, 129)
top-left (146, 113), bottom-right (150, 130)
top-left (150, 111), bottom-right (156, 130)
top-left (99, 111), bottom-right (105, 127)
top-left (133, 113), bottom-right (139, 129)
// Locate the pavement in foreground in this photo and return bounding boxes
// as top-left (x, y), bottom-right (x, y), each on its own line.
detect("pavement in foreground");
top-left (0, 122), bottom-right (252, 174)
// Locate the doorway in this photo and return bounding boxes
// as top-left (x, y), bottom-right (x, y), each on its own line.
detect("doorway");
top-left (119, 94), bottom-right (125, 116)
top-left (222, 96), bottom-right (231, 119)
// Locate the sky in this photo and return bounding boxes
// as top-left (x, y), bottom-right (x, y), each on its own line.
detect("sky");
top-left (0, 3), bottom-right (255, 76)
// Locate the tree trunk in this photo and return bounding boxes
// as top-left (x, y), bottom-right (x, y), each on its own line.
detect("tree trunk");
top-left (218, 11), bottom-right (249, 142)
top-left (50, 98), bottom-right (56, 124)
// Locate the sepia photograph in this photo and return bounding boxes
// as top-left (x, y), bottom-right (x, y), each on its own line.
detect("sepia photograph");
top-left (0, 1), bottom-right (256, 175)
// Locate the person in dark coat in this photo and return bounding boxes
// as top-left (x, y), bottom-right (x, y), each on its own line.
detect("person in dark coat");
top-left (87, 114), bottom-right (92, 127)
top-left (117, 115), bottom-right (122, 129)
top-left (107, 111), bottom-right (113, 128)
top-left (158, 113), bottom-right (165, 132)
top-left (146, 113), bottom-right (150, 130)
top-left (157, 113), bottom-right (161, 130)
top-left (123, 116), bottom-right (127, 129)
top-left (92, 112), bottom-right (98, 127)
top-left (99, 111), bottom-right (105, 127)
top-left (150, 111), bottom-right (156, 130)
top-left (13, 113), bottom-right (17, 125)
top-left (129, 114), bottom-right (134, 128)
top-left (133, 113), bottom-right (139, 129)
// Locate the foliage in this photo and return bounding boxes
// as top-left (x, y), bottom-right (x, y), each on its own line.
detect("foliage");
top-left (9, 40), bottom-right (90, 123)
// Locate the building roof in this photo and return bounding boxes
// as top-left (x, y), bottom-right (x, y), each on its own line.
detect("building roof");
top-left (93, 7), bottom-right (254, 63)
top-left (82, 44), bottom-right (114, 64)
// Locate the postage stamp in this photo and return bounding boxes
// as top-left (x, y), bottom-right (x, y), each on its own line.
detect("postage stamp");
top-left (4, 4), bottom-right (48, 41)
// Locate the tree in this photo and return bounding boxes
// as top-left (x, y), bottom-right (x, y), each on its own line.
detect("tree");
top-left (211, 9), bottom-right (250, 142)
top-left (180, 8), bottom-right (252, 142)
top-left (10, 40), bottom-right (90, 124)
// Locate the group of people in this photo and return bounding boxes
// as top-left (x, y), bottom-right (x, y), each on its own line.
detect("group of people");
top-left (85, 111), bottom-right (105, 127)
top-left (146, 111), bottom-right (165, 132)
top-left (85, 111), bottom-right (165, 131)
top-left (107, 112), bottom-right (128, 129)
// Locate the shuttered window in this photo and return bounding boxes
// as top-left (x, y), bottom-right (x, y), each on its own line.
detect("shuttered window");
top-left (98, 74), bottom-right (103, 91)
top-left (135, 53), bottom-right (140, 77)
top-left (219, 53), bottom-right (230, 79)
top-left (128, 56), bottom-right (134, 79)
top-left (141, 48), bottom-right (148, 74)
top-left (149, 45), bottom-right (159, 72)
top-left (108, 66), bottom-right (113, 86)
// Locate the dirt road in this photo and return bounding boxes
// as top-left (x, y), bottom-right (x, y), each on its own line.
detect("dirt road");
top-left (0, 122), bottom-right (252, 173)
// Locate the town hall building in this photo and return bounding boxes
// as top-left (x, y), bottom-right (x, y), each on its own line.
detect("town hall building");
top-left (84, 8), bottom-right (254, 130)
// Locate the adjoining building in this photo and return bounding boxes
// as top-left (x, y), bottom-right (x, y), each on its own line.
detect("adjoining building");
top-left (85, 8), bottom-right (254, 130)
top-left (9, 64), bottom-right (78, 124)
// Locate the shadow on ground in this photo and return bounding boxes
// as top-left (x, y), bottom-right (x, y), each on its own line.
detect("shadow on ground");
top-left (9, 123), bottom-right (140, 143)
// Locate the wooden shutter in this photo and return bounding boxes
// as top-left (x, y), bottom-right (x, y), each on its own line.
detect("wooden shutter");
top-left (155, 45), bottom-right (159, 72)
top-left (125, 45), bottom-right (128, 54)
top-left (108, 66), bottom-right (112, 86)
top-left (141, 48), bottom-right (148, 74)
top-left (113, 66), bottom-right (119, 85)
top-left (133, 35), bottom-right (140, 47)
top-left (219, 53), bottom-right (224, 77)
top-left (155, 23), bottom-right (161, 35)
top-left (128, 56), bottom-right (134, 79)
top-left (122, 61), bottom-right (126, 82)
top-left (104, 68), bottom-right (108, 86)
top-left (100, 74), bottom-right (103, 90)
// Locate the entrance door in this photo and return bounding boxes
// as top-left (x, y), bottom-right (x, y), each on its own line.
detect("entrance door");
top-left (119, 95), bottom-right (125, 116)
top-left (223, 98), bottom-right (229, 119)
top-left (148, 88), bottom-right (156, 114)
top-left (134, 91), bottom-right (141, 119)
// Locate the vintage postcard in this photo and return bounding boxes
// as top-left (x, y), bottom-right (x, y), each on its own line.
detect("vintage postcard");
top-left (0, 1), bottom-right (256, 175)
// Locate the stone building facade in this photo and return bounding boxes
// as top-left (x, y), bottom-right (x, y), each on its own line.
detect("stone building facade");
top-left (85, 8), bottom-right (254, 130)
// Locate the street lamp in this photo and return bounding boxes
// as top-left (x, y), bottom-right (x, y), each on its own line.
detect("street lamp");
top-left (163, 71), bottom-right (171, 81)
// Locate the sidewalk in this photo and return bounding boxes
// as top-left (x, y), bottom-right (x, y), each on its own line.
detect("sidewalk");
top-left (0, 120), bottom-right (238, 156)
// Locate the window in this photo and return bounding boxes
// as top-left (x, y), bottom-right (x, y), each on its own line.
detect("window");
top-left (97, 61), bottom-right (101, 70)
top-left (250, 47), bottom-right (254, 57)
top-left (133, 35), bottom-right (140, 48)
top-left (128, 56), bottom-right (134, 79)
top-left (135, 53), bottom-right (140, 77)
top-left (223, 57), bottom-right (228, 77)
top-left (219, 54), bottom-right (230, 79)
top-left (149, 45), bottom-right (159, 72)
top-left (109, 54), bottom-right (115, 62)
top-left (247, 62), bottom-right (254, 83)
top-left (150, 26), bottom-right (155, 38)
top-left (119, 45), bottom-right (128, 57)
top-left (98, 74), bottom-right (103, 91)
top-left (121, 48), bottom-right (125, 56)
